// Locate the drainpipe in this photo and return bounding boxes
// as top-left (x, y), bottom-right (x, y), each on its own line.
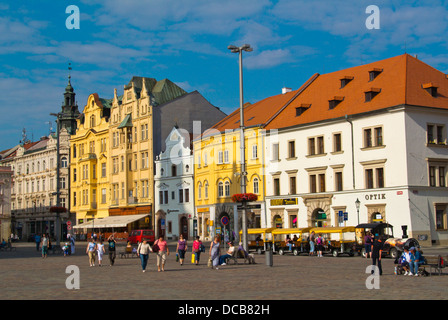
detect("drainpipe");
top-left (345, 115), bottom-right (355, 190)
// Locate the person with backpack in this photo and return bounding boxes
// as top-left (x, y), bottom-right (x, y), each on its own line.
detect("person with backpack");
top-left (364, 232), bottom-right (373, 259)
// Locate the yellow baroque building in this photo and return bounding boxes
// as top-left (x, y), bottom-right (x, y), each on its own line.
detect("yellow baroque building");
top-left (70, 93), bottom-right (111, 226)
top-left (194, 123), bottom-right (265, 241)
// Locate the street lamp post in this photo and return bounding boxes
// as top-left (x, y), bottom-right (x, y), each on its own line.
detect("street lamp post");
top-left (228, 44), bottom-right (253, 252)
top-left (50, 112), bottom-right (62, 246)
top-left (355, 198), bottom-right (361, 225)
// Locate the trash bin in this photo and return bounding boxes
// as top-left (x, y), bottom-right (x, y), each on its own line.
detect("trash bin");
top-left (265, 244), bottom-right (273, 267)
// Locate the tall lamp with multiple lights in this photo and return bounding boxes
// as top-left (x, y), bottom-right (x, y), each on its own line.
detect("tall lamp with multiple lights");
top-left (227, 44), bottom-right (253, 252)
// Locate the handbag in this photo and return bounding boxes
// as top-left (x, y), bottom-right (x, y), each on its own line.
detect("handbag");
top-left (152, 241), bottom-right (159, 253)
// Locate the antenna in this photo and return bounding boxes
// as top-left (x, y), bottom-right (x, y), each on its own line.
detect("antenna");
top-left (45, 121), bottom-right (53, 134)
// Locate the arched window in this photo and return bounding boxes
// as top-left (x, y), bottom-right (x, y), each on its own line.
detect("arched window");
top-left (61, 157), bottom-right (68, 168)
top-left (224, 181), bottom-right (230, 197)
top-left (218, 181), bottom-right (224, 197)
top-left (90, 115), bottom-right (95, 128)
top-left (204, 182), bottom-right (209, 198)
top-left (198, 183), bottom-right (202, 199)
top-left (253, 177), bottom-right (259, 194)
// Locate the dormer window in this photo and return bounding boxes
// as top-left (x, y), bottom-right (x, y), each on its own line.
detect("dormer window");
top-left (340, 76), bottom-right (354, 88)
top-left (295, 104), bottom-right (311, 116)
top-left (369, 68), bottom-right (383, 81)
top-left (365, 88), bottom-right (381, 102)
top-left (329, 96), bottom-right (344, 110)
top-left (422, 83), bottom-right (438, 97)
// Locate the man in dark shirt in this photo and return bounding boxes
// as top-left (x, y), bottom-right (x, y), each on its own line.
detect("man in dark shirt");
top-left (108, 235), bottom-right (117, 266)
top-left (371, 234), bottom-right (384, 275)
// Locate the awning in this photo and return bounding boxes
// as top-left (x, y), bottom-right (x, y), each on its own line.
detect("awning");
top-left (73, 213), bottom-right (149, 229)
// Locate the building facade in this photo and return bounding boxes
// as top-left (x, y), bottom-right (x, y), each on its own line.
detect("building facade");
top-left (70, 93), bottom-right (111, 227)
top-left (262, 54), bottom-right (448, 246)
top-left (0, 166), bottom-right (13, 241)
top-left (154, 127), bottom-right (195, 239)
top-left (0, 131), bottom-right (70, 240)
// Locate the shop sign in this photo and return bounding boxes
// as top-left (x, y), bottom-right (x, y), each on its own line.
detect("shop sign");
top-left (364, 193), bottom-right (386, 201)
top-left (270, 198), bottom-right (298, 206)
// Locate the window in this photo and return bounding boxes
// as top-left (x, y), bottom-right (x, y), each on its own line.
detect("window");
top-left (363, 164), bottom-right (385, 189)
top-left (59, 177), bottom-right (66, 189)
top-left (73, 168), bottom-right (77, 182)
top-left (224, 181), bottom-right (230, 197)
top-left (171, 165), bottom-right (177, 177)
top-left (335, 171), bottom-right (343, 191)
top-left (428, 161), bottom-right (447, 187)
top-left (365, 88), bottom-right (381, 102)
top-left (253, 178), bottom-right (259, 194)
top-left (204, 182), bottom-right (209, 198)
top-left (179, 189), bottom-right (184, 203)
top-left (218, 182), bottom-right (224, 197)
top-left (224, 150), bottom-right (229, 164)
top-left (289, 176), bottom-right (296, 194)
top-left (340, 76), bottom-right (353, 88)
top-left (308, 136), bottom-right (325, 156)
top-left (198, 183), bottom-right (202, 199)
top-left (369, 68), bottom-right (382, 81)
top-left (329, 96), bottom-right (344, 109)
top-left (288, 141), bottom-right (295, 158)
top-left (101, 188), bottom-right (106, 204)
top-left (101, 163), bottom-right (106, 177)
top-left (333, 133), bottom-right (342, 152)
top-left (272, 143), bottom-right (279, 161)
top-left (218, 151), bottom-right (223, 164)
top-left (427, 124), bottom-right (446, 145)
top-left (364, 126), bottom-right (383, 148)
top-left (252, 145), bottom-right (258, 159)
top-left (185, 188), bottom-right (190, 203)
top-left (319, 174), bottom-right (326, 192)
top-left (436, 205), bottom-right (447, 230)
top-left (295, 104), bottom-right (310, 116)
top-left (273, 177), bottom-right (280, 196)
top-left (310, 175), bottom-right (317, 193)
top-left (73, 144), bottom-right (77, 158)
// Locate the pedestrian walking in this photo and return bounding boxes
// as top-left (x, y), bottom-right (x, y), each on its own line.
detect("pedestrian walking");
top-left (137, 239), bottom-right (152, 272)
top-left (35, 234), bottom-right (41, 252)
top-left (69, 234), bottom-right (76, 255)
top-left (364, 232), bottom-right (373, 259)
top-left (316, 234), bottom-right (324, 257)
top-left (192, 236), bottom-right (203, 265)
top-left (209, 235), bottom-right (221, 270)
top-left (86, 238), bottom-right (97, 267)
top-left (96, 240), bottom-right (105, 266)
top-left (371, 234), bottom-right (384, 276)
top-left (154, 235), bottom-right (169, 272)
top-left (176, 234), bottom-right (188, 266)
top-left (309, 231), bottom-right (315, 256)
top-left (107, 235), bottom-right (117, 266)
top-left (41, 234), bottom-right (48, 258)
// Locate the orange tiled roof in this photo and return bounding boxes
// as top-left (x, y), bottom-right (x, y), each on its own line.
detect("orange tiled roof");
top-left (265, 54), bottom-right (448, 130)
top-left (203, 73), bottom-right (319, 137)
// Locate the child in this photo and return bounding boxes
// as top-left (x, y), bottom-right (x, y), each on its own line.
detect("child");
top-left (96, 241), bottom-right (105, 266)
top-left (63, 243), bottom-right (70, 256)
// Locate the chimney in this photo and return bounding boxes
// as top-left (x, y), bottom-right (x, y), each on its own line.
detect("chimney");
top-left (282, 87), bottom-right (292, 94)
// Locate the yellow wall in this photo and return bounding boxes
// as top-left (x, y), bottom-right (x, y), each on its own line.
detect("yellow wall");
top-left (70, 94), bottom-right (110, 223)
top-left (194, 127), bottom-right (264, 208)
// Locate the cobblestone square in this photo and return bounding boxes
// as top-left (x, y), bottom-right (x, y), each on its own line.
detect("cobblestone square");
top-left (1, 242), bottom-right (448, 302)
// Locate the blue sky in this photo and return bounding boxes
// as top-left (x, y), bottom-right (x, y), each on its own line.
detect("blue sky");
top-left (1, 0), bottom-right (448, 151)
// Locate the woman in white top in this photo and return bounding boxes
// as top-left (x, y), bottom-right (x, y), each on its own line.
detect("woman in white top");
top-left (96, 241), bottom-right (105, 266)
top-left (86, 239), bottom-right (97, 267)
top-left (137, 240), bottom-right (152, 272)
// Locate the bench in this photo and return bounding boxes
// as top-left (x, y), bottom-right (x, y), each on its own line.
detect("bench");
top-left (119, 249), bottom-right (138, 259)
top-left (395, 255), bottom-right (445, 276)
top-left (419, 255), bottom-right (446, 276)
top-left (224, 248), bottom-right (256, 265)
top-left (0, 242), bottom-right (16, 252)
